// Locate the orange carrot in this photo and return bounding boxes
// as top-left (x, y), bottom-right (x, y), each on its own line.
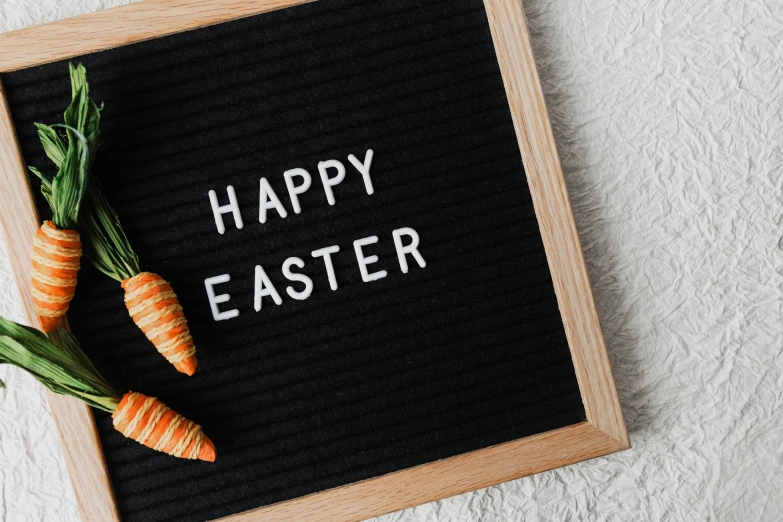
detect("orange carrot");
top-left (121, 272), bottom-right (197, 376)
top-left (112, 391), bottom-right (215, 461)
top-left (0, 321), bottom-right (216, 462)
top-left (30, 221), bottom-right (82, 332)
top-left (32, 64), bottom-right (200, 375)
top-left (28, 63), bottom-right (97, 332)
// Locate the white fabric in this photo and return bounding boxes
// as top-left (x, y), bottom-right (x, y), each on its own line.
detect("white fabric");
top-left (1, 0), bottom-right (781, 520)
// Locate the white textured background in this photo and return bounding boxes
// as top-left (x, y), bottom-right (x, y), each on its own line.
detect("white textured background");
top-left (1, 0), bottom-right (781, 520)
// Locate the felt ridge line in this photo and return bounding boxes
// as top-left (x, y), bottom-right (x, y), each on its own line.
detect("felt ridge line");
top-left (185, 231), bottom-right (545, 317)
top-left (118, 154), bottom-right (522, 240)
top-left (70, 181), bottom-right (536, 315)
top-left (110, 390), bottom-right (579, 508)
top-left (85, 279), bottom-right (561, 388)
top-left (23, 109), bottom-right (515, 226)
top-left (151, 309), bottom-right (568, 421)
top-left (111, 387), bottom-right (582, 500)
top-left (188, 343), bottom-right (576, 443)
top-left (118, 394), bottom-right (583, 516)
top-left (74, 230), bottom-right (551, 355)
top-left (100, 146), bottom-right (522, 247)
top-left (76, 247), bottom-right (555, 368)
top-left (158, 400), bottom-right (584, 522)
top-left (24, 87), bottom-right (512, 212)
top-left (78, 8), bottom-right (492, 127)
top-left (166, 401), bottom-right (580, 522)
top-left (71, 208), bottom-right (545, 340)
top-left (11, 23), bottom-right (495, 150)
top-left (84, 119), bottom-right (519, 225)
top-left (106, 320), bottom-right (570, 481)
top-left (123, 400), bottom-right (584, 522)
top-left (111, 91), bottom-right (508, 178)
top-left (98, 283), bottom-right (564, 422)
top-left (2, 0), bottom-right (473, 92)
top-left (75, 235), bottom-right (553, 363)
top-left (111, 165), bottom-right (529, 266)
top-left (107, 342), bottom-right (575, 480)
top-left (80, 267), bottom-right (560, 391)
top-left (8, 0), bottom-right (484, 110)
top-left (70, 79), bottom-right (511, 184)
top-left (107, 162), bottom-right (528, 265)
top-left (78, 245), bottom-right (558, 383)
top-left (111, 374), bottom-right (580, 501)
top-left (69, 184), bottom-right (538, 319)
top-left (120, 388), bottom-right (584, 515)
top-left (89, 48), bottom-right (495, 157)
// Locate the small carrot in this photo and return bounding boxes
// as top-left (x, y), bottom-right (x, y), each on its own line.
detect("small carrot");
top-left (32, 64), bottom-right (198, 375)
top-left (0, 316), bottom-right (215, 461)
top-left (112, 391), bottom-right (214, 461)
top-left (122, 272), bottom-right (197, 376)
top-left (28, 64), bottom-right (97, 332)
top-left (30, 221), bottom-right (82, 332)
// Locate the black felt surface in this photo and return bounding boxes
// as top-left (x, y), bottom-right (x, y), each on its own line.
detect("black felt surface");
top-left (2, 0), bottom-right (586, 520)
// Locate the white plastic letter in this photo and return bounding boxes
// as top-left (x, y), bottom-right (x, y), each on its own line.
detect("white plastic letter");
top-left (254, 265), bottom-right (283, 311)
top-left (392, 227), bottom-right (426, 273)
top-left (283, 168), bottom-right (312, 214)
top-left (317, 159), bottom-right (346, 205)
top-left (347, 149), bottom-right (375, 195)
top-left (282, 257), bottom-right (313, 300)
top-left (204, 274), bottom-right (239, 321)
top-left (208, 185), bottom-right (244, 234)
top-left (353, 235), bottom-right (387, 282)
top-left (311, 245), bottom-right (340, 290)
top-left (259, 177), bottom-right (288, 223)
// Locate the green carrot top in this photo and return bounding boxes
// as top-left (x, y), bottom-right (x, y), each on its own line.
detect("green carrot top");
top-left (28, 63), bottom-right (98, 231)
top-left (30, 63), bottom-right (140, 281)
top-left (0, 315), bottom-right (120, 412)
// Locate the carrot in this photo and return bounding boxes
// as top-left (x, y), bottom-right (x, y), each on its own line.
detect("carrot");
top-left (28, 63), bottom-right (97, 332)
top-left (32, 64), bottom-right (199, 375)
top-left (30, 221), bottom-right (82, 332)
top-left (0, 317), bottom-right (216, 461)
top-left (122, 272), bottom-right (197, 376)
top-left (112, 392), bottom-right (215, 461)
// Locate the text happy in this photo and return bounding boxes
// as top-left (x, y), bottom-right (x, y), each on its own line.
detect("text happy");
top-left (202, 149), bottom-right (426, 321)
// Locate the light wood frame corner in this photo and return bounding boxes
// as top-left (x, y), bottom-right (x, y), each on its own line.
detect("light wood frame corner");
top-left (0, 1), bottom-right (628, 521)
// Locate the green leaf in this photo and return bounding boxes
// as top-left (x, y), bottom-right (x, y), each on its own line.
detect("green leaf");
top-left (29, 63), bottom-right (139, 281)
top-left (29, 166), bottom-right (55, 211)
top-left (29, 62), bottom-right (98, 230)
top-left (79, 183), bottom-right (141, 281)
top-left (51, 119), bottom-right (90, 229)
top-left (0, 317), bottom-right (120, 412)
top-left (35, 122), bottom-right (67, 167)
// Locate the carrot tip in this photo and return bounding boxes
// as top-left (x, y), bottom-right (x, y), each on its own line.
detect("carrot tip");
top-left (174, 356), bottom-right (198, 376)
top-left (38, 315), bottom-right (61, 333)
top-left (198, 435), bottom-right (216, 462)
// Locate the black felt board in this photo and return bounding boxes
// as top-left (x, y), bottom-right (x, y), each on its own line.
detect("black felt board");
top-left (2, 0), bottom-right (586, 520)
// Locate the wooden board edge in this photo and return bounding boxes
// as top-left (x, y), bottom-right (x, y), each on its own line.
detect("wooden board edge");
top-left (0, 80), bottom-right (121, 522)
top-left (216, 422), bottom-right (625, 522)
top-left (0, 0), bottom-right (314, 72)
top-left (484, 0), bottom-right (630, 447)
top-left (0, 1), bottom-right (630, 521)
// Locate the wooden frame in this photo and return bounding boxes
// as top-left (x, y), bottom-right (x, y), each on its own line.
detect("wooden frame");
top-left (0, 1), bottom-right (629, 521)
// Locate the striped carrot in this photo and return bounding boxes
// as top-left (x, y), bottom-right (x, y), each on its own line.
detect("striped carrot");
top-left (32, 64), bottom-right (199, 375)
top-left (28, 63), bottom-right (97, 332)
top-left (112, 391), bottom-right (214, 461)
top-left (0, 317), bottom-right (215, 461)
top-left (30, 221), bottom-right (82, 332)
top-left (122, 273), bottom-right (197, 376)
